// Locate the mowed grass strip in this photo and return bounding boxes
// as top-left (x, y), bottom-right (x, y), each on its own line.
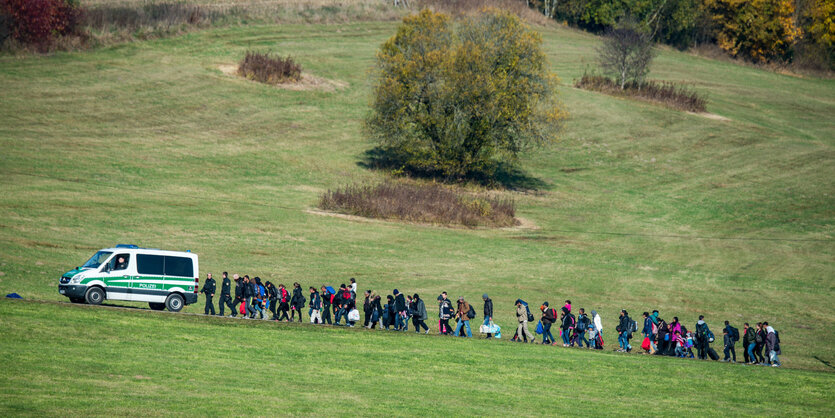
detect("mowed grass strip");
top-left (1, 300), bottom-right (833, 416)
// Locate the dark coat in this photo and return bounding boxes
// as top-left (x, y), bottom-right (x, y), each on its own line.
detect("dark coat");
top-left (234, 279), bottom-right (243, 300)
top-left (394, 293), bottom-right (406, 312)
top-left (415, 298), bottom-right (428, 321)
top-left (291, 287), bottom-right (305, 309)
top-left (200, 278), bottom-right (215, 295)
top-left (483, 298), bottom-right (493, 318)
top-left (542, 307), bottom-right (558, 324)
top-left (309, 291), bottom-right (321, 309)
top-left (220, 277), bottom-right (231, 296)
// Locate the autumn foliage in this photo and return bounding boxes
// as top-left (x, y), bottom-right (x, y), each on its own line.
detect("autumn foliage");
top-left (367, 8), bottom-right (564, 181)
top-left (1, 0), bottom-right (82, 49)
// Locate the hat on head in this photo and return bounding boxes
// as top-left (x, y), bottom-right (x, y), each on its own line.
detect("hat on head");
top-left (393, 289), bottom-right (399, 295)
top-left (482, 293), bottom-right (488, 299)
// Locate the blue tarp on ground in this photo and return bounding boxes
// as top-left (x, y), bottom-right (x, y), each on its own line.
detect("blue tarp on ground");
top-left (6, 293), bottom-right (22, 299)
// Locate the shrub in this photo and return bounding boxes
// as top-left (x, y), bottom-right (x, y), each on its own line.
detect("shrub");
top-left (367, 8), bottom-right (564, 181)
top-left (237, 51), bottom-right (302, 84)
top-left (319, 180), bottom-right (518, 228)
top-left (1, 0), bottom-right (82, 48)
top-left (575, 73), bottom-right (707, 112)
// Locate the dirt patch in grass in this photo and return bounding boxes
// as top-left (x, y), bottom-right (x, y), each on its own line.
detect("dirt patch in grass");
top-left (218, 64), bottom-right (347, 92)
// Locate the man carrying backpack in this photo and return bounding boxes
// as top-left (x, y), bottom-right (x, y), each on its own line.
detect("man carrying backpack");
top-left (742, 323), bottom-right (756, 364)
top-left (722, 321), bottom-right (738, 363)
top-left (575, 308), bottom-right (590, 348)
top-left (515, 299), bottom-right (534, 343)
top-left (453, 297), bottom-right (473, 338)
top-left (695, 315), bottom-right (713, 360)
top-left (617, 310), bottom-right (632, 352)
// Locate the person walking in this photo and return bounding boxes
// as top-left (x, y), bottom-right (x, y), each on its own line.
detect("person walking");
top-left (641, 312), bottom-right (654, 354)
top-left (722, 321), bottom-right (738, 363)
top-left (590, 310), bottom-right (603, 349)
top-left (561, 307), bottom-right (575, 347)
top-left (200, 273), bottom-right (216, 316)
top-left (230, 274), bottom-right (243, 318)
top-left (617, 310), bottom-right (632, 352)
top-left (540, 302), bottom-right (558, 345)
top-left (411, 294), bottom-right (429, 334)
top-left (765, 322), bottom-right (781, 367)
top-left (320, 286), bottom-right (333, 325)
top-left (277, 284), bottom-right (290, 322)
top-left (383, 295), bottom-right (395, 330)
top-left (516, 299), bottom-right (535, 343)
top-left (695, 315), bottom-right (712, 360)
top-left (218, 272), bottom-right (233, 317)
top-left (742, 323), bottom-right (756, 364)
top-left (265, 281), bottom-right (278, 320)
top-left (368, 293), bottom-right (382, 329)
top-left (454, 297), bottom-right (473, 338)
top-left (309, 287), bottom-right (321, 324)
top-left (754, 323), bottom-right (767, 364)
top-left (290, 282), bottom-right (305, 322)
top-left (393, 289), bottom-right (407, 331)
top-left (575, 308), bottom-right (590, 348)
top-left (439, 293), bottom-right (453, 335)
top-left (363, 291), bottom-right (373, 328)
top-left (482, 294), bottom-right (494, 339)
top-left (243, 276), bottom-right (256, 319)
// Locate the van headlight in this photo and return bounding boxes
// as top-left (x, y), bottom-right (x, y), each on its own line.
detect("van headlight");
top-left (70, 277), bottom-right (82, 284)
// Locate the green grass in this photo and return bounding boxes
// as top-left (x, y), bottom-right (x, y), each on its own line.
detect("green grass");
top-left (0, 14), bottom-right (833, 413)
top-left (2, 299), bottom-right (833, 416)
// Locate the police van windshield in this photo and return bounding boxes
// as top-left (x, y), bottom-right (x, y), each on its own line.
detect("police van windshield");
top-left (82, 251), bottom-right (113, 269)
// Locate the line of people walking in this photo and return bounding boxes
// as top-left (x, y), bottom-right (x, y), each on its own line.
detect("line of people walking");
top-left (199, 273), bottom-right (782, 367)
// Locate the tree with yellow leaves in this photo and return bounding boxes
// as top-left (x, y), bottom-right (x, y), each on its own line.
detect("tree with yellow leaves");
top-left (366, 8), bottom-right (565, 181)
top-left (705, 0), bottom-right (801, 62)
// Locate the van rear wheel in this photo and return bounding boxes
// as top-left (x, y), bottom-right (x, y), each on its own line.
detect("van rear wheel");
top-left (165, 294), bottom-right (184, 312)
top-left (85, 287), bottom-right (104, 305)
top-left (149, 302), bottom-right (165, 311)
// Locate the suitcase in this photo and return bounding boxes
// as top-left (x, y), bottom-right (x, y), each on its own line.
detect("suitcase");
top-left (707, 347), bottom-right (719, 361)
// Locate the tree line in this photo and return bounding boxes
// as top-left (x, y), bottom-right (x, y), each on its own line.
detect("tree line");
top-left (528, 0), bottom-right (834, 71)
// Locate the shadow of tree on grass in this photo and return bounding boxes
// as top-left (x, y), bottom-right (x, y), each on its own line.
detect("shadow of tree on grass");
top-left (357, 146), bottom-right (552, 192)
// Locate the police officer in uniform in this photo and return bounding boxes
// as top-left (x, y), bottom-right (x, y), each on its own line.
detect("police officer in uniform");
top-left (200, 273), bottom-right (216, 315)
top-left (218, 271), bottom-right (233, 317)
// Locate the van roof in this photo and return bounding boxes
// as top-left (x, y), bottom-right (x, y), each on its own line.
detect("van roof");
top-left (101, 246), bottom-right (197, 258)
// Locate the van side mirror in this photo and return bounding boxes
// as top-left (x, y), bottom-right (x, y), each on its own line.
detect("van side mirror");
top-left (103, 264), bottom-right (111, 273)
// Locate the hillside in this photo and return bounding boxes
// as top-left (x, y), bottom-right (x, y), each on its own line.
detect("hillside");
top-left (0, 10), bottom-right (833, 407)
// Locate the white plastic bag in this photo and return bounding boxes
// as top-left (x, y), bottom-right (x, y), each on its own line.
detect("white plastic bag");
top-left (348, 309), bottom-right (360, 321)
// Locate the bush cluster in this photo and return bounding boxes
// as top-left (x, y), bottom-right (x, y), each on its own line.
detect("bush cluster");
top-left (575, 73), bottom-right (707, 113)
top-left (1, 0), bottom-right (82, 49)
top-left (237, 51), bottom-right (302, 84)
top-left (319, 180), bottom-right (518, 228)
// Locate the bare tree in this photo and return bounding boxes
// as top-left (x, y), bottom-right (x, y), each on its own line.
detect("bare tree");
top-left (597, 21), bottom-right (656, 89)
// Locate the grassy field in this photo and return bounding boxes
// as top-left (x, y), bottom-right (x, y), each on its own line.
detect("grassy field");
top-left (0, 8), bottom-right (833, 413)
top-left (2, 299), bottom-right (833, 416)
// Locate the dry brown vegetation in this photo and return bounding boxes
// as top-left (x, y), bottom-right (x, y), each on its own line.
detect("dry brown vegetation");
top-left (237, 51), bottom-right (301, 84)
top-left (417, 0), bottom-right (550, 25)
top-left (575, 73), bottom-right (707, 112)
top-left (319, 180), bottom-right (518, 228)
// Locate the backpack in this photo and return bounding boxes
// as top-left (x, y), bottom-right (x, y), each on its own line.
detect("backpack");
top-left (526, 306), bottom-right (534, 322)
top-left (728, 326), bottom-right (739, 342)
top-left (576, 315), bottom-right (588, 331)
top-left (630, 319), bottom-right (638, 333)
top-left (342, 290), bottom-right (352, 301)
top-left (467, 305), bottom-right (476, 319)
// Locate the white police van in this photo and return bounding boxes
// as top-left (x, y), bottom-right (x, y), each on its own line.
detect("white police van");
top-left (58, 244), bottom-right (199, 312)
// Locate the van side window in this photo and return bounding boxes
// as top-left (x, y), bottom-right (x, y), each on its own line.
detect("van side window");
top-left (110, 254), bottom-right (130, 272)
top-left (137, 254), bottom-right (164, 275)
top-left (164, 256), bottom-right (193, 278)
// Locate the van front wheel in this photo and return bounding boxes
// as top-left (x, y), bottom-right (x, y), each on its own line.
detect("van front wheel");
top-left (85, 287), bottom-right (105, 305)
top-left (165, 294), bottom-right (184, 312)
top-left (149, 302), bottom-right (165, 311)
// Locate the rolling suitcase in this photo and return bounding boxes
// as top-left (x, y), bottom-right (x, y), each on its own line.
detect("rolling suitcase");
top-left (707, 347), bottom-right (719, 360)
